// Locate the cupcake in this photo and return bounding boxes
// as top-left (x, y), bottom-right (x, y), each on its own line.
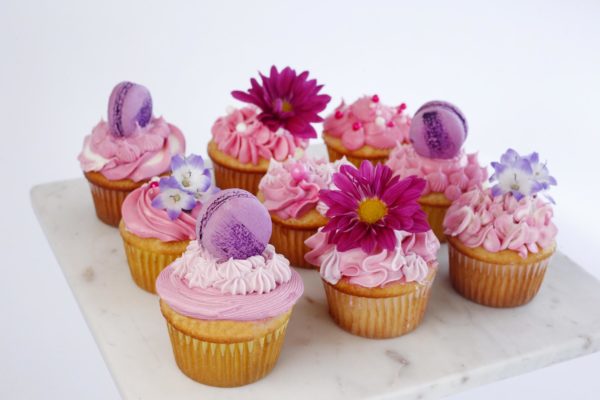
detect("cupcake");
top-left (443, 149), bottom-right (558, 308)
top-left (78, 81), bottom-right (186, 226)
top-left (305, 161), bottom-right (440, 338)
top-left (208, 66), bottom-right (331, 194)
top-left (156, 189), bottom-right (304, 387)
top-left (386, 100), bottom-right (487, 242)
top-left (257, 155), bottom-right (349, 268)
top-left (119, 154), bottom-right (217, 293)
top-left (322, 94), bottom-right (411, 167)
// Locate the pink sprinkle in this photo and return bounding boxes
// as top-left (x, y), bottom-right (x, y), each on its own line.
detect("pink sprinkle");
top-left (352, 122), bottom-right (362, 131)
top-left (386, 120), bottom-right (395, 127)
top-left (335, 110), bottom-right (344, 119)
top-left (150, 181), bottom-right (159, 188)
top-left (290, 163), bottom-right (309, 182)
top-left (398, 103), bottom-right (407, 112)
top-left (371, 94), bottom-right (380, 103)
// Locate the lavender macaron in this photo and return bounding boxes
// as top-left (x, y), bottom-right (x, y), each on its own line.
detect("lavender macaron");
top-left (409, 101), bottom-right (468, 159)
top-left (196, 189), bottom-right (272, 262)
top-left (107, 81), bottom-right (153, 137)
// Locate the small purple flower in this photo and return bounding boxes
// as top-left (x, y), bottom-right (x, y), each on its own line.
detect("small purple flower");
top-left (490, 148), bottom-right (554, 201)
top-left (151, 176), bottom-right (197, 220)
top-left (171, 154), bottom-right (219, 201)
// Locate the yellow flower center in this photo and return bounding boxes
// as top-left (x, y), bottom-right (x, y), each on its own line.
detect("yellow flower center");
top-left (281, 100), bottom-right (293, 113)
top-left (357, 197), bottom-right (388, 224)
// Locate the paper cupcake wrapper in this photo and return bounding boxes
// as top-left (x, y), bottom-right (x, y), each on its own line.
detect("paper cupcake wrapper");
top-left (325, 144), bottom-right (389, 168)
top-left (165, 315), bottom-right (290, 387)
top-left (209, 157), bottom-right (265, 195)
top-left (121, 236), bottom-right (189, 294)
top-left (418, 201), bottom-right (449, 243)
top-left (322, 273), bottom-right (436, 338)
top-left (448, 242), bottom-right (553, 307)
top-left (270, 219), bottom-right (320, 269)
top-left (85, 180), bottom-right (133, 227)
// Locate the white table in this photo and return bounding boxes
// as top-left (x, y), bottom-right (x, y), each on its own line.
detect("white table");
top-left (31, 179), bottom-right (600, 400)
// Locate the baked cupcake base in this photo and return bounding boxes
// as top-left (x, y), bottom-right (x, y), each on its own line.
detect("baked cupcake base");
top-left (84, 171), bottom-right (145, 227)
top-left (160, 300), bottom-right (292, 387)
top-left (323, 132), bottom-right (392, 167)
top-left (418, 192), bottom-right (452, 243)
top-left (207, 140), bottom-right (268, 194)
top-left (448, 236), bottom-right (556, 308)
top-left (119, 221), bottom-right (189, 293)
top-left (322, 266), bottom-right (437, 338)
top-left (269, 209), bottom-right (327, 269)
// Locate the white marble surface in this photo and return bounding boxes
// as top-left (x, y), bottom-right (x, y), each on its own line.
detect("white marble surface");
top-left (31, 179), bottom-right (600, 400)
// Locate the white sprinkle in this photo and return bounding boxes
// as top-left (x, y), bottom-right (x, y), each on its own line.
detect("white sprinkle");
top-left (375, 116), bottom-right (386, 127)
top-left (375, 109), bottom-right (383, 116)
top-left (275, 128), bottom-right (284, 137)
top-left (369, 103), bottom-right (377, 109)
top-left (226, 105), bottom-right (236, 115)
top-left (236, 122), bottom-right (247, 132)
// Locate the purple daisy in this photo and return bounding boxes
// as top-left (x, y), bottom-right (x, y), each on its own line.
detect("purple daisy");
top-left (151, 176), bottom-right (197, 220)
top-left (320, 161), bottom-right (430, 254)
top-left (231, 65), bottom-right (331, 139)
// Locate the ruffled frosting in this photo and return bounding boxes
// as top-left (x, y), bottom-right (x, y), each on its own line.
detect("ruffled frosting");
top-left (156, 242), bottom-right (304, 321)
top-left (78, 117), bottom-right (185, 182)
top-left (443, 188), bottom-right (558, 258)
top-left (323, 96), bottom-right (411, 150)
top-left (121, 182), bottom-right (198, 242)
top-left (258, 156), bottom-right (347, 219)
top-left (211, 106), bottom-right (308, 165)
top-left (305, 229), bottom-right (439, 287)
top-left (386, 144), bottom-right (487, 201)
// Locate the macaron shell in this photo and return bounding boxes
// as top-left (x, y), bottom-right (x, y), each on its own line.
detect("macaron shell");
top-left (197, 189), bottom-right (272, 262)
top-left (409, 101), bottom-right (467, 159)
top-left (107, 81), bottom-right (153, 137)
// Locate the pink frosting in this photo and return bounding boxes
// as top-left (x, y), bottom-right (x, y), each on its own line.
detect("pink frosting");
top-left (211, 106), bottom-right (308, 165)
top-left (305, 229), bottom-right (439, 287)
top-left (443, 188), bottom-right (558, 258)
top-left (386, 144), bottom-right (487, 201)
top-left (121, 182), bottom-right (198, 242)
top-left (156, 242), bottom-right (304, 321)
top-left (323, 96), bottom-right (411, 151)
top-left (258, 156), bottom-right (346, 219)
top-left (78, 117), bottom-right (185, 182)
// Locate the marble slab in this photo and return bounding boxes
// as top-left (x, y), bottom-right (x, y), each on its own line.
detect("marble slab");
top-left (31, 177), bottom-right (600, 400)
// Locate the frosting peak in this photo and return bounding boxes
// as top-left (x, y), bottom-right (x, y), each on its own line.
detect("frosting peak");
top-left (78, 117), bottom-right (185, 182)
top-left (323, 96), bottom-right (411, 150)
top-left (211, 106), bottom-right (308, 165)
top-left (443, 188), bottom-right (557, 258)
top-left (386, 144), bottom-right (487, 200)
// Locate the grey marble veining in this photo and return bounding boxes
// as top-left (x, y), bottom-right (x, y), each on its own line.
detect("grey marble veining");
top-left (31, 179), bottom-right (600, 400)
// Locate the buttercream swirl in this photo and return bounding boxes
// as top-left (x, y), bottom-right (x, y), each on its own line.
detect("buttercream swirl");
top-left (211, 106), bottom-right (308, 165)
top-left (78, 117), bottom-right (185, 182)
top-left (156, 242), bottom-right (303, 321)
top-left (386, 144), bottom-right (487, 201)
top-left (258, 156), bottom-right (348, 219)
top-left (323, 96), bottom-right (411, 150)
top-left (443, 188), bottom-right (558, 258)
top-left (305, 229), bottom-right (439, 287)
top-left (121, 182), bottom-right (198, 242)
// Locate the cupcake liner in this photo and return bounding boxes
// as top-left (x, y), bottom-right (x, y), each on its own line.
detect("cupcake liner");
top-left (209, 155), bottom-right (266, 195)
top-left (418, 200), bottom-right (449, 243)
top-left (161, 301), bottom-right (291, 387)
top-left (448, 241), bottom-right (553, 308)
top-left (325, 143), bottom-right (388, 168)
top-left (322, 269), bottom-right (436, 338)
top-left (270, 218), bottom-right (320, 269)
top-left (119, 221), bottom-right (189, 293)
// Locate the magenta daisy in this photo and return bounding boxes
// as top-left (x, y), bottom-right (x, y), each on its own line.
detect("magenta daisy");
top-left (320, 161), bottom-right (430, 254)
top-left (231, 65), bottom-right (331, 139)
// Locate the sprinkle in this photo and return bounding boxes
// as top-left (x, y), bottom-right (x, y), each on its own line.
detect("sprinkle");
top-left (352, 122), bottom-right (362, 131)
top-left (372, 94), bottom-right (380, 103)
top-left (235, 122), bottom-right (247, 132)
top-left (226, 105), bottom-right (236, 115)
top-left (386, 120), bottom-right (395, 128)
top-left (398, 103), bottom-right (407, 113)
top-left (335, 110), bottom-right (344, 119)
top-left (375, 116), bottom-right (386, 127)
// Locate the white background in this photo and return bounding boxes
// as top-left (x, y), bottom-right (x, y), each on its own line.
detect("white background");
top-left (1, 0), bottom-right (599, 398)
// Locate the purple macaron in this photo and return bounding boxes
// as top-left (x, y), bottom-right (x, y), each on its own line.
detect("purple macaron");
top-left (196, 189), bottom-right (272, 262)
top-left (107, 81), bottom-right (153, 138)
top-left (409, 101), bottom-right (468, 159)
